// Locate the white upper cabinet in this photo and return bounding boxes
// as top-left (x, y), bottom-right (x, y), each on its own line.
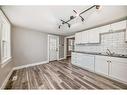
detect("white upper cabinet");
top-left (126, 27), bottom-right (127, 42)
top-left (76, 28), bottom-right (100, 44)
top-left (110, 20), bottom-right (127, 42)
top-left (75, 20), bottom-right (127, 44)
top-left (110, 20), bottom-right (127, 32)
top-left (88, 28), bottom-right (100, 43)
top-left (98, 25), bottom-right (110, 33)
top-left (75, 32), bottom-right (82, 44)
top-left (82, 30), bottom-right (89, 44)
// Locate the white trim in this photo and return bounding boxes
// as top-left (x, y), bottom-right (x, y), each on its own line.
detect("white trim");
top-left (64, 35), bottom-right (75, 59)
top-left (64, 37), bottom-right (67, 59)
top-left (1, 57), bottom-right (12, 68)
top-left (48, 35), bottom-right (59, 61)
top-left (47, 35), bottom-right (50, 62)
top-left (57, 36), bottom-right (60, 60)
top-left (13, 60), bottom-right (49, 70)
top-left (65, 35), bottom-right (75, 39)
top-left (58, 57), bottom-right (65, 60)
top-left (0, 69), bottom-right (13, 89)
top-left (0, 9), bottom-right (10, 24)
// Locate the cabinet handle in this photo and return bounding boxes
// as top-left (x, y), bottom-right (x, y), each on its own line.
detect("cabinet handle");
top-left (107, 60), bottom-right (111, 63)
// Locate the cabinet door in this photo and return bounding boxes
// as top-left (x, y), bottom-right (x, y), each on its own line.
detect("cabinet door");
top-left (109, 58), bottom-right (127, 83)
top-left (95, 56), bottom-right (109, 76)
top-left (98, 25), bottom-right (110, 33)
top-left (71, 52), bottom-right (77, 65)
top-left (125, 20), bottom-right (127, 42)
top-left (75, 32), bottom-right (82, 44)
top-left (82, 30), bottom-right (89, 44)
top-left (110, 20), bottom-right (126, 32)
top-left (126, 28), bottom-right (127, 42)
top-left (76, 53), bottom-right (84, 67)
top-left (74, 53), bottom-right (95, 71)
top-left (82, 54), bottom-right (95, 71)
top-left (88, 28), bottom-right (100, 43)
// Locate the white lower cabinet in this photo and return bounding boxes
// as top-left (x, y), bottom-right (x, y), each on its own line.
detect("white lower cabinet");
top-left (109, 57), bottom-right (127, 83)
top-left (81, 54), bottom-right (94, 71)
top-left (76, 53), bottom-right (84, 67)
top-left (71, 52), bottom-right (77, 65)
top-left (71, 52), bottom-right (95, 71)
top-left (95, 56), bottom-right (109, 76)
top-left (72, 52), bottom-right (127, 84)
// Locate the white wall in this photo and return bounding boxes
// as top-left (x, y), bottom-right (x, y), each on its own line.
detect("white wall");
top-left (75, 30), bottom-right (127, 55)
top-left (0, 26), bottom-right (65, 88)
top-left (12, 26), bottom-right (65, 67)
top-left (12, 26), bottom-right (48, 67)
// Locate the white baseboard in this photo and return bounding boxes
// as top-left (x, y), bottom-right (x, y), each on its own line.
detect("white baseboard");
top-left (13, 60), bottom-right (49, 70)
top-left (0, 69), bottom-right (13, 89)
top-left (58, 57), bottom-right (65, 60)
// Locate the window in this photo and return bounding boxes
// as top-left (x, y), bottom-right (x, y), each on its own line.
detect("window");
top-left (0, 9), bottom-right (11, 66)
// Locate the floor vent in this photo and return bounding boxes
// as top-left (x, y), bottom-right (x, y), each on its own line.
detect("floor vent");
top-left (12, 76), bottom-right (18, 81)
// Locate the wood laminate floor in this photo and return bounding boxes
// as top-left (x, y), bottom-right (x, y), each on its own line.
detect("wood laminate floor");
top-left (5, 59), bottom-right (127, 89)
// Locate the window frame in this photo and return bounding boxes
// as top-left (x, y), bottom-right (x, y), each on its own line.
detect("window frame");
top-left (0, 9), bottom-right (11, 67)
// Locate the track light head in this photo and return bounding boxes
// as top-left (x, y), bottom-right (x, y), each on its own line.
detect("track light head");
top-left (68, 24), bottom-right (71, 28)
top-left (79, 15), bottom-right (84, 22)
top-left (58, 25), bottom-right (61, 29)
top-left (70, 16), bottom-right (74, 20)
top-left (73, 10), bottom-right (77, 14)
top-left (95, 5), bottom-right (101, 10)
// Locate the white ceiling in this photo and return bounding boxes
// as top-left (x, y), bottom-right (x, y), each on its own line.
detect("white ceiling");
top-left (1, 6), bottom-right (127, 35)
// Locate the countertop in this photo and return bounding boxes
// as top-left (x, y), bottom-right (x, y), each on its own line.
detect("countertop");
top-left (72, 51), bottom-right (127, 58)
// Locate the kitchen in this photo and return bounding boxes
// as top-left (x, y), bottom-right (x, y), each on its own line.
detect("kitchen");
top-left (0, 5), bottom-right (127, 90)
top-left (72, 19), bottom-right (127, 84)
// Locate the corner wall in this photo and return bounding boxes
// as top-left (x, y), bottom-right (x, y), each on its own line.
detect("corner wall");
top-left (12, 26), bottom-right (65, 67)
top-left (12, 26), bottom-right (48, 67)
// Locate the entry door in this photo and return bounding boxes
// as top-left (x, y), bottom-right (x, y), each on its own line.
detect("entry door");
top-left (49, 35), bottom-right (59, 61)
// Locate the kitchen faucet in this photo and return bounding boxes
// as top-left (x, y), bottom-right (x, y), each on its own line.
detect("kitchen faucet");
top-left (106, 49), bottom-right (115, 56)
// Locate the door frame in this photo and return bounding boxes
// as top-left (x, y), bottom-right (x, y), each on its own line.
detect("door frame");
top-left (64, 35), bottom-right (75, 59)
top-left (47, 35), bottom-right (59, 62)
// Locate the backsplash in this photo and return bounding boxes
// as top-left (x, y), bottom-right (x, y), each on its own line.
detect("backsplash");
top-left (75, 30), bottom-right (127, 55)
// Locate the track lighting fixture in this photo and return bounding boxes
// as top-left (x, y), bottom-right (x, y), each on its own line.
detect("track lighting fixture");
top-left (58, 5), bottom-right (101, 29)
top-left (96, 5), bottom-right (101, 10)
top-left (70, 16), bottom-right (75, 20)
